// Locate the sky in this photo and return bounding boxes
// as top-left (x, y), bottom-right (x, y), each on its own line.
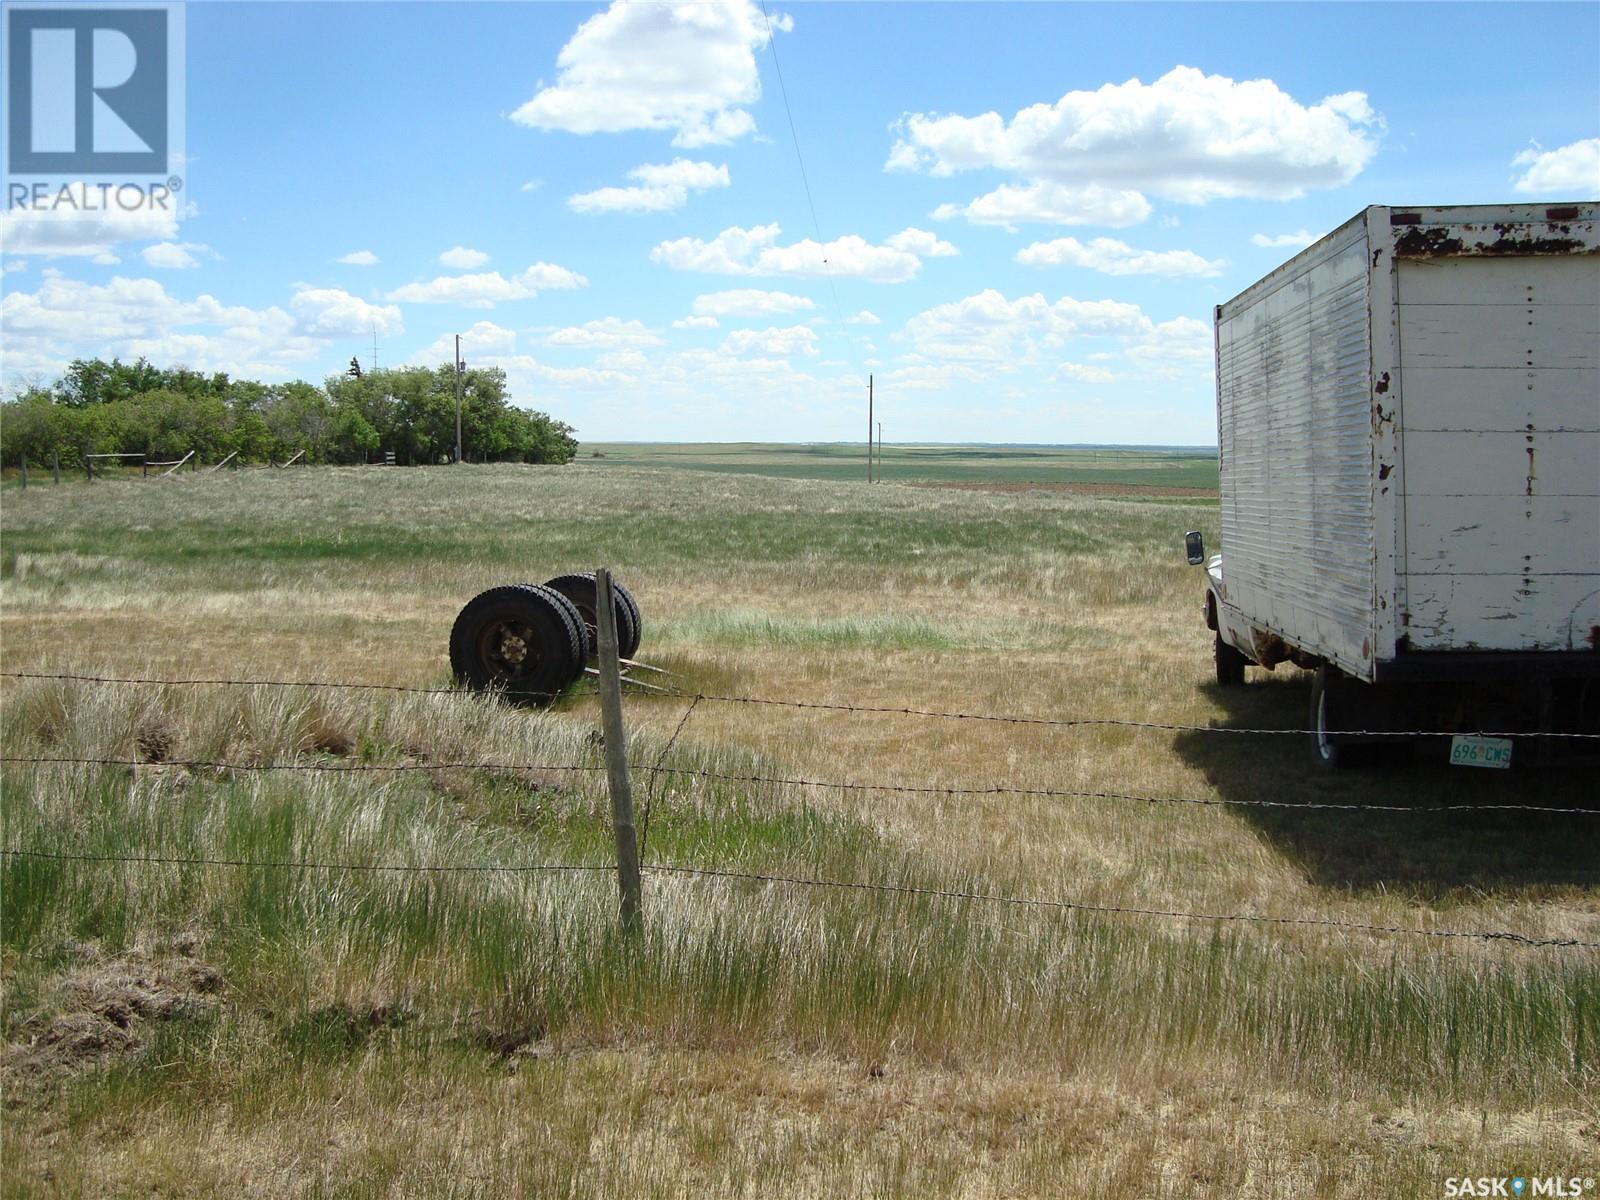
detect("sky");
top-left (2, 0), bottom-right (1597, 446)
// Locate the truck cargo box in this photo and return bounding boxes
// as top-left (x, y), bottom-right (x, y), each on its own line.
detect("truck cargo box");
top-left (1213, 203), bottom-right (1599, 685)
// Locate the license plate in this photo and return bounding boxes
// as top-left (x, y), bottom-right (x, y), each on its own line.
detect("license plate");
top-left (1449, 735), bottom-right (1513, 769)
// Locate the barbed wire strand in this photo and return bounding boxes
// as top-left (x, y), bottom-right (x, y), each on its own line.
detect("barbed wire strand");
top-left (637, 763), bottom-right (1600, 817)
top-left (643, 863), bottom-right (1600, 949)
top-left (638, 692), bottom-right (704, 867)
top-left (0, 670), bottom-right (612, 701)
top-left (0, 754), bottom-right (604, 776)
top-left (6, 669), bottom-right (1595, 740)
top-left (4, 753), bottom-right (1597, 817)
top-left (672, 690), bottom-right (1600, 740)
top-left (0, 847), bottom-right (612, 875)
top-left (1, 848), bottom-right (1589, 949)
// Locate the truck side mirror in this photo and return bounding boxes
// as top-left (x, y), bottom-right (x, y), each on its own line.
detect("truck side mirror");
top-left (1184, 531), bottom-right (1205, 565)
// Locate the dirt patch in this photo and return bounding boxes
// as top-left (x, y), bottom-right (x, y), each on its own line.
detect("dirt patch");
top-left (909, 481), bottom-right (1216, 498)
top-left (3, 942), bottom-right (225, 1094)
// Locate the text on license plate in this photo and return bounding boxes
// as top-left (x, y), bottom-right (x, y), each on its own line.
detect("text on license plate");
top-left (1449, 735), bottom-right (1513, 769)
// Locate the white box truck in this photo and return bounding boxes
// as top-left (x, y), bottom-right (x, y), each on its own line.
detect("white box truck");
top-left (1186, 202), bottom-right (1599, 768)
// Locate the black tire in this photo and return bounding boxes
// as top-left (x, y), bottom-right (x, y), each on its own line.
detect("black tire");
top-left (614, 581), bottom-right (643, 659)
top-left (1214, 633), bottom-right (1248, 687)
top-left (450, 584), bottom-right (585, 704)
top-left (543, 572), bottom-right (641, 660)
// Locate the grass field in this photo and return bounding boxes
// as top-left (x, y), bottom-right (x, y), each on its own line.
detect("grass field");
top-left (1, 458), bottom-right (1596, 1198)
top-left (582, 440), bottom-right (1221, 491)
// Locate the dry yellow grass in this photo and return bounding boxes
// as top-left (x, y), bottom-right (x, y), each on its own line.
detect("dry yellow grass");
top-left (2, 463), bottom-right (1596, 1197)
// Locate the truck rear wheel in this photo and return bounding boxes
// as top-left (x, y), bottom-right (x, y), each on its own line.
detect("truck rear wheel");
top-left (1215, 633), bottom-right (1248, 686)
top-left (450, 584), bottom-right (586, 704)
top-left (543, 572), bottom-right (641, 660)
top-left (1309, 665), bottom-right (1373, 770)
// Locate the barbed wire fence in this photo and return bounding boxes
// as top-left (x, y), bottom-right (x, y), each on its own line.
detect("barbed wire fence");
top-left (3, 647), bottom-right (1599, 953)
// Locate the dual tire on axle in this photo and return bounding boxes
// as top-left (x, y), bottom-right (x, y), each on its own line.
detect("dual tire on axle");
top-left (449, 574), bottom-right (642, 705)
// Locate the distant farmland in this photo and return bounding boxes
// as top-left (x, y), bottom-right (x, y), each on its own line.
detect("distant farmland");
top-left (583, 441), bottom-right (1220, 492)
top-left (3, 460), bottom-right (1593, 1198)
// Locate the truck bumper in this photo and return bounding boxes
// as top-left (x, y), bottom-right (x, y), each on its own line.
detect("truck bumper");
top-left (1375, 652), bottom-right (1600, 683)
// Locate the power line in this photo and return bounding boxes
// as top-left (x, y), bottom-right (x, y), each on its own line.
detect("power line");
top-left (758, 0), bottom-right (845, 328)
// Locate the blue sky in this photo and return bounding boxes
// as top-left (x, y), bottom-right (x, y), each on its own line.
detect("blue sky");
top-left (3, 0), bottom-right (1597, 445)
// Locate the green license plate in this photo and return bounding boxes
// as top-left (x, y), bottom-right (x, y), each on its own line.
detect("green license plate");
top-left (1449, 735), bottom-right (1513, 769)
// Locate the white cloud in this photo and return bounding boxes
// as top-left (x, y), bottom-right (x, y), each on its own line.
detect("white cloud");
top-left (520, 180), bottom-right (544, 193)
top-left (932, 182), bottom-right (1151, 229)
top-left (673, 314), bottom-right (721, 330)
top-left (720, 324), bottom-right (819, 357)
top-left (337, 249), bottom-right (380, 266)
top-left (880, 362), bottom-right (988, 392)
top-left (387, 262), bottom-right (587, 307)
top-left (1128, 315), bottom-right (1212, 363)
top-left (903, 289), bottom-right (1155, 364)
top-left (892, 66), bottom-right (1380, 222)
top-left (408, 321), bottom-right (519, 366)
top-left (569, 158), bottom-right (731, 214)
top-left (288, 287), bottom-right (404, 337)
top-left (883, 228), bottom-right (958, 257)
top-left (1251, 230), bottom-right (1318, 249)
top-left (522, 263), bottom-right (589, 290)
top-left (547, 317), bottom-right (663, 349)
top-left (1511, 139), bottom-right (1600, 195)
top-left (692, 288), bottom-right (815, 317)
top-left (476, 354), bottom-right (637, 389)
top-left (1057, 362), bottom-right (1118, 383)
top-left (0, 274), bottom-right (397, 382)
top-left (510, 0), bottom-right (787, 147)
top-left (140, 242), bottom-right (210, 270)
top-left (652, 224), bottom-right (954, 283)
top-left (0, 183), bottom-right (180, 258)
top-left (597, 349), bottom-right (650, 371)
top-left (439, 246), bottom-right (490, 269)
top-left (1015, 236), bottom-right (1224, 277)
top-left (847, 310), bottom-right (881, 326)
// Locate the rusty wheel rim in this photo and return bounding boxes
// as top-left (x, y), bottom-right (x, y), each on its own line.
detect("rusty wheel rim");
top-left (476, 617), bottom-right (543, 682)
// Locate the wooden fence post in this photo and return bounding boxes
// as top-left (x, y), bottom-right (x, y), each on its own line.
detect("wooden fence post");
top-left (52, 452), bottom-right (60, 484)
top-left (18, 456), bottom-right (26, 490)
top-left (595, 566), bottom-right (642, 936)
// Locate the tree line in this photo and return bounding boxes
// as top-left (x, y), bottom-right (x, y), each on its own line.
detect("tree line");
top-left (0, 358), bottom-right (578, 468)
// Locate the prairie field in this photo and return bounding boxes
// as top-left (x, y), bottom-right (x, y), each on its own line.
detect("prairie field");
top-left (581, 440), bottom-right (1219, 491)
top-left (1, 460), bottom-right (1596, 1198)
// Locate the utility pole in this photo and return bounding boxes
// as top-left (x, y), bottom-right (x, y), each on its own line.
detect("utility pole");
top-left (454, 334), bottom-right (463, 465)
top-left (595, 567), bottom-right (642, 936)
top-left (867, 374), bottom-right (874, 484)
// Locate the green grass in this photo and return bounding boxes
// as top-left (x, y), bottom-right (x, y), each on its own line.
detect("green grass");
top-left (4, 699), bottom-right (1590, 1104)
